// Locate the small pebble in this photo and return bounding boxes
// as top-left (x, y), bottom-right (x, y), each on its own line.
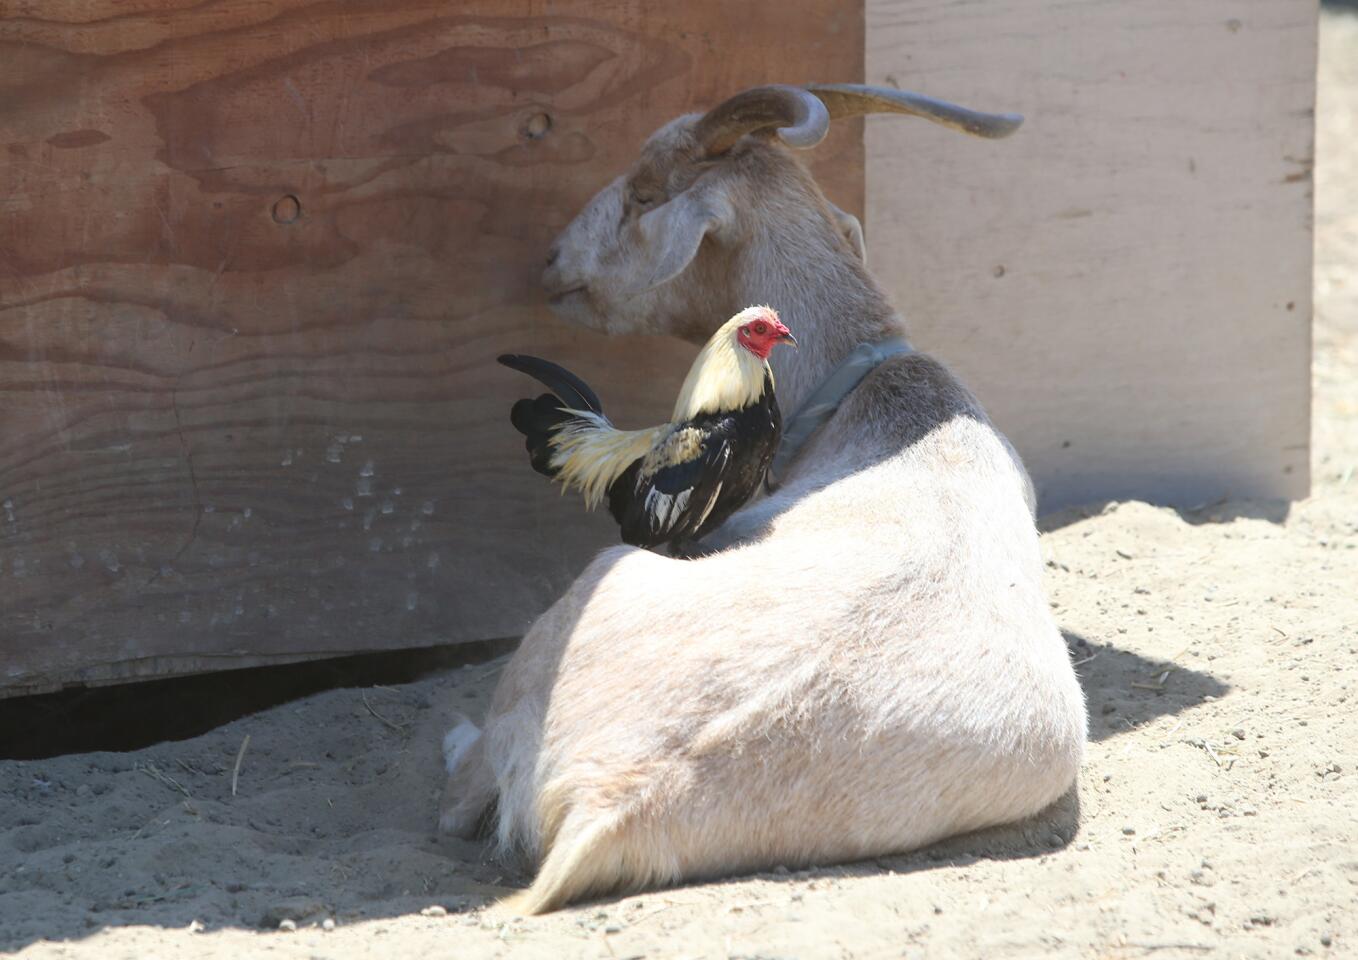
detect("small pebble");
top-left (1232, 728), bottom-right (1246, 740)
top-left (1321, 933), bottom-right (1333, 947)
top-left (420, 905), bottom-right (447, 918)
top-left (1196, 794), bottom-right (1208, 803)
top-left (322, 918), bottom-right (336, 932)
top-left (187, 920), bottom-right (205, 934)
top-left (604, 923), bottom-right (623, 934)
top-left (278, 919), bottom-right (297, 932)
top-left (261, 897), bottom-right (325, 927)
top-left (1122, 826), bottom-right (1136, 836)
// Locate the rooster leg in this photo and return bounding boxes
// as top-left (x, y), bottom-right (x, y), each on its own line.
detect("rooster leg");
top-left (666, 537), bottom-right (703, 560)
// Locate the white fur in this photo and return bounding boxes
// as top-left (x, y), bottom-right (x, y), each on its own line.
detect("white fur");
top-left (442, 717), bottom-right (482, 776)
top-left (441, 90), bottom-right (1087, 915)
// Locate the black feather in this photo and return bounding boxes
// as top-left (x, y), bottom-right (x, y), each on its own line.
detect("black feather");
top-left (607, 371), bottom-right (781, 550)
top-left (497, 355), bottom-right (604, 415)
top-left (500, 354), bottom-right (781, 553)
top-left (508, 394), bottom-right (575, 478)
top-left (501, 355), bottom-right (606, 481)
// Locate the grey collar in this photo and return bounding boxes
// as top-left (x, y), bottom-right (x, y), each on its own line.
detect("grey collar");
top-left (766, 337), bottom-right (915, 490)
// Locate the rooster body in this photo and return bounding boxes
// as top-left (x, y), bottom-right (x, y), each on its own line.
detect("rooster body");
top-left (500, 305), bottom-right (795, 550)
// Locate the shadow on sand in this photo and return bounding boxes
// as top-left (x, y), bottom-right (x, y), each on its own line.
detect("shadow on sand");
top-left (0, 592), bottom-right (1230, 953)
top-left (1038, 496), bottom-right (1292, 534)
top-left (639, 626), bottom-right (1228, 907)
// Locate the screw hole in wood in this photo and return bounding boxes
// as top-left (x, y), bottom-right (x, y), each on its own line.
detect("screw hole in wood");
top-left (272, 195), bottom-right (301, 224)
top-left (522, 112), bottom-right (553, 140)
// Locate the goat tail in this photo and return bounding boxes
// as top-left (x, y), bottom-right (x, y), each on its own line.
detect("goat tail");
top-left (492, 764), bottom-right (682, 915)
top-left (495, 805), bottom-right (627, 915)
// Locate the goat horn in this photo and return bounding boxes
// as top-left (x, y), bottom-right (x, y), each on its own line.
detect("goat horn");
top-left (694, 84), bottom-right (830, 156)
top-left (806, 83), bottom-right (1023, 139)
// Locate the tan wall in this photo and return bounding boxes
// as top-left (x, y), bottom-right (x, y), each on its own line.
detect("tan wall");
top-left (862, 0), bottom-right (1316, 510)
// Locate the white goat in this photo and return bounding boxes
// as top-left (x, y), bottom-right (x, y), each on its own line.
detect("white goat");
top-left (440, 84), bottom-right (1086, 914)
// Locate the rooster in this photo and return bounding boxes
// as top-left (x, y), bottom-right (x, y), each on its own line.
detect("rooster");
top-left (499, 305), bottom-right (796, 551)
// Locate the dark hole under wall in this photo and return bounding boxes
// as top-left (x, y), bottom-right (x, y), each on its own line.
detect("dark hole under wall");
top-left (0, 639), bottom-right (513, 761)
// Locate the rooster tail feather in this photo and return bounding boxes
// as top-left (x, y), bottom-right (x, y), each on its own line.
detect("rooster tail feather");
top-left (500, 354), bottom-right (663, 507)
top-left (498, 355), bottom-right (604, 415)
top-left (548, 420), bottom-right (665, 509)
top-left (509, 394), bottom-right (573, 478)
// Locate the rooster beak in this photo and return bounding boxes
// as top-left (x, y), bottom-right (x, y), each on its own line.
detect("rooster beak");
top-left (778, 331), bottom-right (798, 349)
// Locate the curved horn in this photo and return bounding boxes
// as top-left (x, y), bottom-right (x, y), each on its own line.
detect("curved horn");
top-left (806, 83), bottom-right (1023, 139)
top-left (693, 84), bottom-right (831, 156)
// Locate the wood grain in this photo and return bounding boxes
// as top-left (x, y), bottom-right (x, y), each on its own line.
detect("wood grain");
top-left (0, 0), bottom-right (863, 697)
top-left (864, 0), bottom-right (1315, 511)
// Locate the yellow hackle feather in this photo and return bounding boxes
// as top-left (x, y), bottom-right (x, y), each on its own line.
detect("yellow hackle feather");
top-left (549, 413), bottom-right (667, 509)
top-left (546, 305), bottom-right (776, 508)
top-left (671, 305), bottom-right (774, 421)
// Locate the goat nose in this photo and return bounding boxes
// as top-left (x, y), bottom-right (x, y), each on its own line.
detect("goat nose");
top-left (545, 244), bottom-right (561, 268)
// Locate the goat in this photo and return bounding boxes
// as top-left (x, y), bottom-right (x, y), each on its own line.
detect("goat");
top-left (440, 84), bottom-right (1087, 914)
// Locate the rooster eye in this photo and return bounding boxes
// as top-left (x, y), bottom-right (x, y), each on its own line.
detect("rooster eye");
top-left (752, 322), bottom-right (768, 335)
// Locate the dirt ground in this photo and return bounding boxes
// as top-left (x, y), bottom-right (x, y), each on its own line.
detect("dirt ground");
top-left (4, 12), bottom-right (1356, 960)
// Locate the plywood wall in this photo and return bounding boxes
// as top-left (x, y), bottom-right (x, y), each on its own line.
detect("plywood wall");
top-left (864, 0), bottom-right (1315, 511)
top-left (3, 0), bottom-right (1318, 696)
top-left (0, 0), bottom-right (863, 696)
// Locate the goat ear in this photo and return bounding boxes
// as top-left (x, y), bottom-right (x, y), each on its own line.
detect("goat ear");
top-left (826, 201), bottom-right (866, 265)
top-left (631, 190), bottom-right (734, 294)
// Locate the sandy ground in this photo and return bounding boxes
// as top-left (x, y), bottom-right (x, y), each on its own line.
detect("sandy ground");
top-left (4, 12), bottom-right (1357, 960)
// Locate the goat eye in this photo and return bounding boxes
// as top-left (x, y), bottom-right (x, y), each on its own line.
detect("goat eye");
top-left (630, 188), bottom-right (657, 208)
